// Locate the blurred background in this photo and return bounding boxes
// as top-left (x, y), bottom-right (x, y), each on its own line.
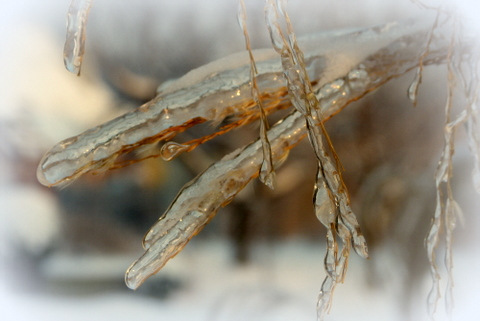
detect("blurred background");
top-left (1, 0), bottom-right (479, 320)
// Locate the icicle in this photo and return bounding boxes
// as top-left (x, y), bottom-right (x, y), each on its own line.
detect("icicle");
top-left (425, 203), bottom-right (442, 316)
top-left (238, 0), bottom-right (276, 189)
top-left (408, 68), bottom-right (422, 105)
top-left (444, 198), bottom-right (461, 316)
top-left (264, 1), bottom-right (368, 318)
top-left (64, 0), bottom-right (93, 75)
top-left (407, 8), bottom-right (440, 107)
top-left (425, 13), bottom-right (480, 316)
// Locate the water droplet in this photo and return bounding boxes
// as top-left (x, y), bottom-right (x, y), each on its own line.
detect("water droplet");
top-left (352, 234), bottom-right (369, 259)
top-left (260, 164), bottom-right (276, 189)
top-left (347, 67), bottom-right (369, 90)
top-left (314, 182), bottom-right (335, 226)
top-left (160, 142), bottom-right (189, 161)
top-left (408, 68), bottom-right (422, 106)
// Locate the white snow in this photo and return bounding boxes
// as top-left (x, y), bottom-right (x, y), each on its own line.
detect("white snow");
top-left (1, 239), bottom-right (480, 321)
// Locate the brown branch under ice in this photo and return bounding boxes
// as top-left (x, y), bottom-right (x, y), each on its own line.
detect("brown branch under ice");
top-left (125, 15), bottom-right (452, 295)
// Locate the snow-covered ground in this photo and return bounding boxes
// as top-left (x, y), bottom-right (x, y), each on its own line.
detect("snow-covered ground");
top-left (1, 239), bottom-right (480, 321)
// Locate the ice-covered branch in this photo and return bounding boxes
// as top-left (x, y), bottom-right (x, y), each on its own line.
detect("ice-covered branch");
top-left (124, 14), bottom-right (452, 291)
top-left (37, 14), bottom-right (443, 187)
top-left (38, 4), bottom-right (474, 319)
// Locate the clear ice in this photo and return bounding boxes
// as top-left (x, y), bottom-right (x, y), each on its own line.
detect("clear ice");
top-left (160, 142), bottom-right (190, 161)
top-left (64, 0), bottom-right (93, 75)
top-left (264, 0), bottom-right (368, 317)
top-left (37, 1), bottom-right (480, 320)
top-left (421, 8), bottom-right (480, 318)
top-left (37, 12), bottom-right (442, 188)
top-left (122, 10), bottom-right (454, 297)
top-left (238, 0), bottom-right (276, 189)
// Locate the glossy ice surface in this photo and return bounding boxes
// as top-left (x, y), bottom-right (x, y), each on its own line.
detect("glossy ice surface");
top-left (36, 1), bottom-right (480, 320)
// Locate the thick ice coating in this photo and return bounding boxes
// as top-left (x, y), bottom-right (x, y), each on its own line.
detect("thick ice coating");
top-left (42, 3), bottom-right (480, 320)
top-left (125, 13), bottom-right (452, 290)
top-left (37, 14), bottom-right (439, 187)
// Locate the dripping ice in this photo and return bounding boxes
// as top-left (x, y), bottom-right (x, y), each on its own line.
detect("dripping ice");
top-left (160, 142), bottom-right (189, 161)
top-left (64, 0), bottom-right (92, 75)
top-left (238, 0), bottom-right (276, 189)
top-left (264, 1), bottom-right (369, 317)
